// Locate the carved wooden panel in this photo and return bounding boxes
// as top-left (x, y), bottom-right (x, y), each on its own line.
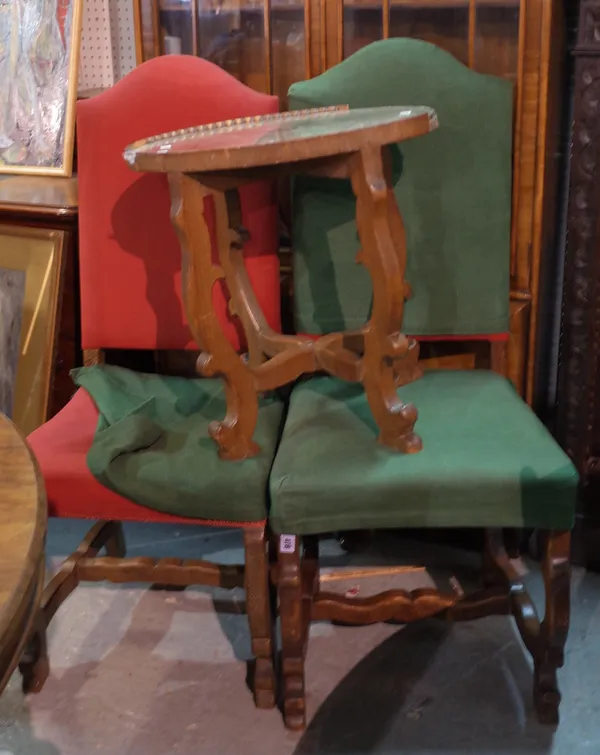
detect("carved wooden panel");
top-left (578, 0), bottom-right (600, 47)
top-left (556, 0), bottom-right (600, 564)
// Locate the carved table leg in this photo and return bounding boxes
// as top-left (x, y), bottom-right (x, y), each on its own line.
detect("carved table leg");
top-left (381, 150), bottom-right (424, 390)
top-left (215, 188), bottom-right (317, 386)
top-left (243, 528), bottom-right (276, 709)
top-left (169, 172), bottom-right (260, 460)
top-left (350, 146), bottom-right (422, 453)
top-left (534, 530), bottom-right (571, 725)
top-left (278, 535), bottom-right (308, 730)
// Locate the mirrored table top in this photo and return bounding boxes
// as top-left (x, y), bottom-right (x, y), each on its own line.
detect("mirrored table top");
top-left (124, 106), bottom-right (438, 174)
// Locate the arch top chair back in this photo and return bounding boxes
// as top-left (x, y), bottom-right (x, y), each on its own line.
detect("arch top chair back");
top-left (78, 54), bottom-right (280, 355)
top-left (289, 37), bottom-right (512, 354)
top-left (24, 55), bottom-right (283, 708)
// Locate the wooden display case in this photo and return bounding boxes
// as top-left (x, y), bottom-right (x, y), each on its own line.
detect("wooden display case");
top-left (134, 0), bottom-right (566, 402)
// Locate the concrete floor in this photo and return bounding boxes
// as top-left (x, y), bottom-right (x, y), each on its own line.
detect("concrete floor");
top-left (0, 522), bottom-right (599, 755)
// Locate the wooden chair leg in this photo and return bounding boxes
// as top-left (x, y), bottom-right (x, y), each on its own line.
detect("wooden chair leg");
top-left (19, 520), bottom-right (126, 694)
top-left (19, 612), bottom-right (49, 694)
top-left (534, 530), bottom-right (570, 725)
top-left (243, 528), bottom-right (276, 709)
top-left (42, 522), bottom-right (124, 625)
top-left (278, 535), bottom-right (308, 730)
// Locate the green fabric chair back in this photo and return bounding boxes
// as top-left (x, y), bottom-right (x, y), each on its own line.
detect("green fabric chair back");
top-left (288, 38), bottom-right (513, 338)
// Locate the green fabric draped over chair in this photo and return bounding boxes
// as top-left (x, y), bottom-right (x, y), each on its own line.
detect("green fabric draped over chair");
top-left (72, 365), bottom-right (283, 522)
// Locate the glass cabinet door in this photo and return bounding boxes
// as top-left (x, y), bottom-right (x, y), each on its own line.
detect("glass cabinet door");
top-left (337, 0), bottom-right (520, 81)
top-left (473, 0), bottom-right (520, 81)
top-left (343, 0), bottom-right (383, 58)
top-left (389, 0), bottom-right (469, 66)
top-left (138, 0), bottom-right (309, 101)
top-left (272, 0), bottom-right (309, 104)
top-left (136, 0), bottom-right (521, 99)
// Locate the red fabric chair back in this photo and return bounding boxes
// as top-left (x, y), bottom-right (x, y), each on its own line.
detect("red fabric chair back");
top-left (77, 55), bottom-right (280, 351)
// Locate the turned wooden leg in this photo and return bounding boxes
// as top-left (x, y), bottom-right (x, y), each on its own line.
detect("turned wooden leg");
top-left (350, 145), bottom-right (422, 453)
top-left (243, 528), bottom-right (276, 709)
top-left (278, 534), bottom-right (308, 730)
top-left (169, 172), bottom-right (260, 460)
top-left (534, 530), bottom-right (570, 725)
top-left (19, 613), bottom-right (49, 694)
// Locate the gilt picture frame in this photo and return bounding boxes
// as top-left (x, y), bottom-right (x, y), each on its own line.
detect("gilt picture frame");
top-left (0, 0), bottom-right (83, 177)
top-left (0, 225), bottom-right (64, 435)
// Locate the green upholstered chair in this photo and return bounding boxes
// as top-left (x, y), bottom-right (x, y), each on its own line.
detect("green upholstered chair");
top-left (269, 39), bottom-right (577, 730)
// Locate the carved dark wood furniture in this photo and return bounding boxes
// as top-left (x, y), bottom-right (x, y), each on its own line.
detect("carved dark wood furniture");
top-left (268, 41), bottom-right (578, 731)
top-left (0, 175), bottom-right (79, 422)
top-left (125, 105), bottom-right (438, 459)
top-left (23, 57), bottom-right (283, 708)
top-left (556, 0), bottom-right (600, 567)
top-left (0, 414), bottom-right (47, 696)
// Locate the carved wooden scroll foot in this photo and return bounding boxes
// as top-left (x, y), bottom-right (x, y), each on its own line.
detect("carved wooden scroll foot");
top-left (394, 338), bottom-right (424, 388)
top-left (351, 145), bottom-right (422, 453)
top-left (169, 174), bottom-right (260, 460)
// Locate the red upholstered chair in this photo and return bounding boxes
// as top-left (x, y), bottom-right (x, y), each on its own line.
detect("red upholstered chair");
top-left (22, 56), bottom-right (281, 708)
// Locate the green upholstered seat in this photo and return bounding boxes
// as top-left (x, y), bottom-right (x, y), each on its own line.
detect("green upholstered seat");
top-left (288, 38), bottom-right (513, 338)
top-left (269, 371), bottom-right (577, 535)
top-left (72, 365), bottom-right (284, 522)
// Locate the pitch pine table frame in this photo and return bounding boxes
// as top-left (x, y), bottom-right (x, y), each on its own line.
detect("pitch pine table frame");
top-left (125, 106), bottom-right (438, 460)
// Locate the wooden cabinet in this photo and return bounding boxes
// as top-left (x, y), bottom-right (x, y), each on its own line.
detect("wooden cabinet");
top-left (137, 0), bottom-right (309, 103)
top-left (0, 177), bottom-right (80, 424)
top-left (136, 0), bottom-right (523, 93)
top-left (135, 0), bottom-right (566, 402)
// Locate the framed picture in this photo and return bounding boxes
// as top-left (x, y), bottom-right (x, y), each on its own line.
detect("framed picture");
top-left (0, 225), bottom-right (65, 435)
top-left (0, 0), bottom-right (83, 177)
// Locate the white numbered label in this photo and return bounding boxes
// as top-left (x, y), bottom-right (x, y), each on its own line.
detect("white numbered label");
top-left (279, 534), bottom-right (296, 553)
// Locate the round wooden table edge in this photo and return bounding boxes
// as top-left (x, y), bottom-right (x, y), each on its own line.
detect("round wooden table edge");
top-left (0, 416), bottom-right (47, 693)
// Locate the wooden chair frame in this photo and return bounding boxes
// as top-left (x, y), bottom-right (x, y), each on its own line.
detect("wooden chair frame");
top-left (19, 349), bottom-right (277, 710)
top-left (276, 527), bottom-right (571, 730)
top-left (272, 312), bottom-right (569, 731)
